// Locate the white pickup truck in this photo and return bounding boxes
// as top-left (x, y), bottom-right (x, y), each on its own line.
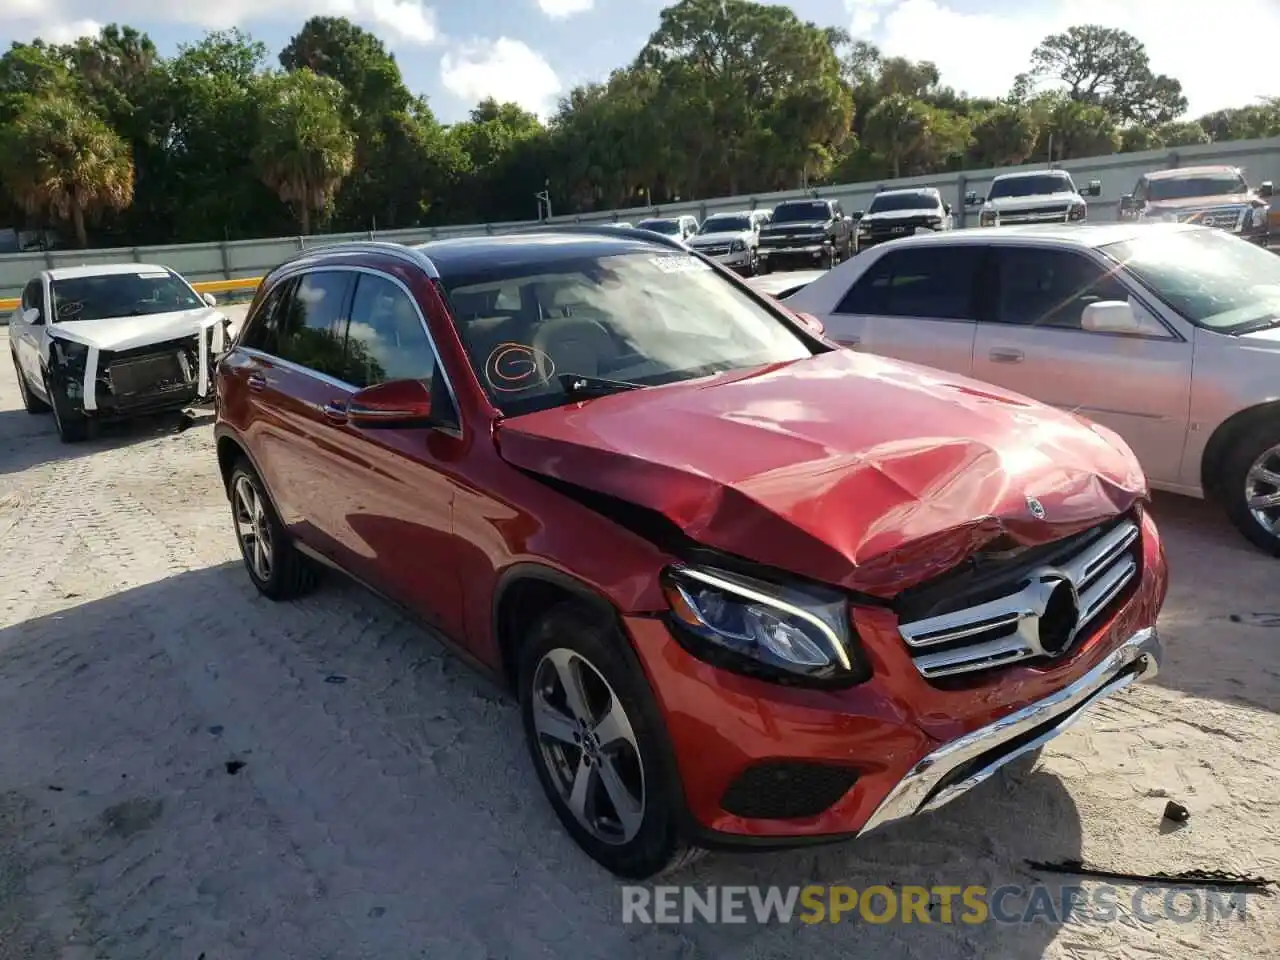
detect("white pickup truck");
top-left (967, 169), bottom-right (1102, 227)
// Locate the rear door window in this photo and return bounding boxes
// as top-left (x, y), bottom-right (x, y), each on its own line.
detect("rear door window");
top-left (834, 246), bottom-right (984, 320)
top-left (239, 278), bottom-right (295, 355)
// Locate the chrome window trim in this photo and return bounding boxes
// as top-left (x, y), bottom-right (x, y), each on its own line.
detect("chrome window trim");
top-left (277, 240), bottom-right (441, 279)
top-left (237, 264), bottom-right (462, 429)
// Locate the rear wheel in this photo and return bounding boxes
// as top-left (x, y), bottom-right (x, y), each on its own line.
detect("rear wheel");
top-left (518, 601), bottom-right (704, 879)
top-left (1221, 423), bottom-right (1280, 555)
top-left (12, 352), bottom-right (48, 413)
top-left (228, 459), bottom-right (321, 599)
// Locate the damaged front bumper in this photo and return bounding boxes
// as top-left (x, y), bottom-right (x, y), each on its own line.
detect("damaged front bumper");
top-left (857, 625), bottom-right (1161, 836)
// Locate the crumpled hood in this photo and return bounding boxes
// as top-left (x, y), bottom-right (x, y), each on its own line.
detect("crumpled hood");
top-left (495, 350), bottom-right (1146, 597)
top-left (49, 307), bottom-right (225, 351)
top-left (986, 191), bottom-right (1080, 210)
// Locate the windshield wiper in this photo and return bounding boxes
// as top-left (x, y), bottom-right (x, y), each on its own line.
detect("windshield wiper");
top-left (559, 372), bottom-right (642, 400)
top-left (1228, 314), bottom-right (1280, 335)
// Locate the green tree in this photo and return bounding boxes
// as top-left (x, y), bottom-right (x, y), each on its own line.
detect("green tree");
top-left (1118, 126), bottom-right (1162, 153)
top-left (0, 97), bottom-right (135, 247)
top-left (1031, 25), bottom-right (1187, 126)
top-left (1156, 120), bottom-right (1210, 147)
top-left (863, 95), bottom-right (969, 177)
top-left (1030, 93), bottom-right (1120, 161)
top-left (252, 68), bottom-right (355, 234)
top-left (279, 16), bottom-right (411, 118)
top-left (968, 103), bottom-right (1041, 167)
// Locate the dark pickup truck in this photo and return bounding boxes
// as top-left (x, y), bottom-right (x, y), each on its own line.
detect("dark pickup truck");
top-left (757, 198), bottom-right (854, 273)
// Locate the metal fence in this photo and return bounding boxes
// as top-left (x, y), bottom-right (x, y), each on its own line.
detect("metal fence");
top-left (3, 134), bottom-right (1279, 308)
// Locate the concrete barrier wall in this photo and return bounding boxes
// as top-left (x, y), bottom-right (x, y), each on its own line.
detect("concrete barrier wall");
top-left (3, 134), bottom-right (1278, 304)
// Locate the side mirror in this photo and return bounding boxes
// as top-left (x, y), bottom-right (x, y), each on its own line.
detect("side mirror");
top-left (1086, 181), bottom-right (1103, 197)
top-left (1260, 181), bottom-right (1274, 198)
top-left (965, 191), bottom-right (981, 206)
top-left (203, 292), bottom-right (218, 307)
top-left (22, 307), bottom-right (42, 325)
top-left (1081, 299), bottom-right (1163, 336)
top-left (792, 311), bottom-right (825, 337)
top-left (346, 379), bottom-right (435, 429)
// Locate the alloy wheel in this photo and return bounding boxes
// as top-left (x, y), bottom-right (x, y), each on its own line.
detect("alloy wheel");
top-left (1245, 443), bottom-right (1280, 537)
top-left (233, 474), bottom-right (273, 582)
top-left (530, 647), bottom-right (645, 845)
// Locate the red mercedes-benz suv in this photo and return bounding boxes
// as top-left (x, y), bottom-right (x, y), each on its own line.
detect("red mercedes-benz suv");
top-left (214, 229), bottom-right (1168, 879)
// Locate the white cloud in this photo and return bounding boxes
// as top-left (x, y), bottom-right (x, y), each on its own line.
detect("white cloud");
top-left (537, 0), bottom-right (593, 17)
top-left (40, 18), bottom-right (103, 43)
top-left (0, 0), bottom-right (442, 47)
top-left (440, 37), bottom-right (563, 118)
top-left (846, 0), bottom-right (1280, 118)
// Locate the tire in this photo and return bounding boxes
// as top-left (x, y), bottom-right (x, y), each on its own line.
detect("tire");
top-left (822, 247), bottom-right (836, 270)
top-left (42, 366), bottom-right (89, 443)
top-left (228, 458), bottom-right (321, 600)
top-left (1220, 422), bottom-right (1280, 556)
top-left (518, 601), bottom-right (704, 879)
top-left (758, 258), bottom-right (772, 275)
top-left (12, 351), bottom-right (48, 413)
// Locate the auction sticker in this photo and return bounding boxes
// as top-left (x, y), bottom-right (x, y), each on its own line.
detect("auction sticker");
top-left (650, 255), bottom-right (712, 274)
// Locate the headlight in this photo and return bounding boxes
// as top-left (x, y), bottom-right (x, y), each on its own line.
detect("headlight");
top-left (857, 221), bottom-right (872, 234)
top-left (1068, 202), bottom-right (1087, 221)
top-left (730, 239), bottom-right (746, 252)
top-left (661, 565), bottom-right (871, 685)
top-left (979, 210), bottom-right (997, 227)
top-left (50, 337), bottom-right (89, 371)
top-left (1252, 205), bottom-right (1269, 228)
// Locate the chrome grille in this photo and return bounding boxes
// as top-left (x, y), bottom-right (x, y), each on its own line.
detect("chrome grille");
top-left (1178, 206), bottom-right (1246, 230)
top-left (694, 244), bottom-right (732, 256)
top-left (994, 205), bottom-right (1070, 224)
top-left (898, 517), bottom-right (1140, 679)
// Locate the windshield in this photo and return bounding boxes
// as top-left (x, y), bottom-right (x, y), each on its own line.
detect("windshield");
top-left (771, 201), bottom-right (831, 223)
top-left (989, 175), bottom-right (1075, 200)
top-left (1101, 229), bottom-right (1280, 332)
top-left (698, 216), bottom-right (750, 234)
top-left (443, 251), bottom-right (813, 415)
top-left (868, 192), bottom-right (938, 213)
top-left (1147, 173), bottom-right (1248, 201)
top-left (637, 219), bottom-right (681, 235)
top-left (49, 269), bottom-right (203, 322)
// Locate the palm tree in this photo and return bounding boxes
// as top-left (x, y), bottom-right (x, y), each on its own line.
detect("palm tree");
top-left (0, 96), bottom-right (134, 248)
top-left (252, 68), bottom-right (355, 234)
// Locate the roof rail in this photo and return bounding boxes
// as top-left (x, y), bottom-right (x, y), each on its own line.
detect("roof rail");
top-left (277, 239), bottom-right (440, 278)
top-left (508, 223), bottom-right (692, 253)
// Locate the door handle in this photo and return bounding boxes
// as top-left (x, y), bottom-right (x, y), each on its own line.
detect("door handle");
top-left (322, 401), bottom-right (348, 424)
top-left (988, 348), bottom-right (1024, 363)
top-left (246, 373), bottom-right (267, 392)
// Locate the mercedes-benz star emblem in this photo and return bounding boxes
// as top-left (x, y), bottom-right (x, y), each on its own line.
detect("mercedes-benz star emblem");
top-left (1026, 495), bottom-right (1046, 520)
top-left (1018, 568), bottom-right (1082, 658)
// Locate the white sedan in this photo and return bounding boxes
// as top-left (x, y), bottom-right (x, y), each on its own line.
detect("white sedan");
top-left (8, 263), bottom-right (230, 442)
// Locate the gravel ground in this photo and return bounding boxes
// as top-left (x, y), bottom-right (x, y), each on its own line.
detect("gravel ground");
top-left (0, 339), bottom-right (1276, 960)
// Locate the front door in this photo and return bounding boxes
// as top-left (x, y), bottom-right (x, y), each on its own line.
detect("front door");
top-left (970, 245), bottom-right (1193, 485)
top-left (821, 245), bottom-right (981, 376)
top-left (315, 269), bottom-right (465, 637)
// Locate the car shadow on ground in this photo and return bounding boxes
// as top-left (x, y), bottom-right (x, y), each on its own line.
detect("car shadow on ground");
top-left (0, 406), bottom-right (214, 476)
top-left (1144, 491), bottom-right (1280, 713)
top-left (0, 560), bottom-right (1082, 957)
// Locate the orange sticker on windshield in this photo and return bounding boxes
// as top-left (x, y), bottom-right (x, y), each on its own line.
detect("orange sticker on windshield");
top-left (485, 342), bottom-right (554, 392)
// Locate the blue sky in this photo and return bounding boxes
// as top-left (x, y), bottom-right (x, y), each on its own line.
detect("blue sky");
top-left (3, 1), bottom-right (1277, 124)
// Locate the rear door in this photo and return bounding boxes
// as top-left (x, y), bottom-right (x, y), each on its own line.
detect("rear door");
top-left (235, 268), bottom-right (357, 551)
top-left (970, 245), bottom-right (1193, 484)
top-left (823, 245), bottom-right (982, 375)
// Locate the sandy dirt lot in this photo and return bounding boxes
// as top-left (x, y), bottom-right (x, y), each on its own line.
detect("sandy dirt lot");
top-left (0, 341), bottom-right (1276, 959)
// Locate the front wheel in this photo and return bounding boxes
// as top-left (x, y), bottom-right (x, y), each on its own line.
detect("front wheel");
top-left (42, 367), bottom-right (88, 443)
top-left (518, 602), bottom-right (704, 879)
top-left (1222, 424), bottom-right (1280, 555)
top-left (13, 352), bottom-right (48, 413)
